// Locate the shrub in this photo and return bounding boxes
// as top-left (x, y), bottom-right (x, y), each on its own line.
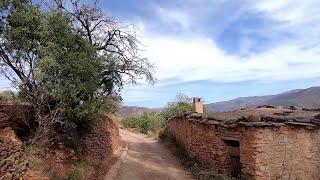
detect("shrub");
top-left (0, 91), bottom-right (16, 100)
top-left (162, 94), bottom-right (193, 120)
top-left (68, 161), bottom-right (92, 180)
top-left (122, 111), bottom-right (166, 135)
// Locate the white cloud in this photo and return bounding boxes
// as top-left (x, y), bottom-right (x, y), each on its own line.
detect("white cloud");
top-left (121, 0), bottom-right (320, 86)
top-left (252, 0), bottom-right (320, 24)
top-left (120, 0), bottom-right (320, 105)
top-left (121, 85), bottom-right (163, 103)
top-left (136, 27), bottom-right (320, 85)
top-left (154, 6), bottom-right (191, 30)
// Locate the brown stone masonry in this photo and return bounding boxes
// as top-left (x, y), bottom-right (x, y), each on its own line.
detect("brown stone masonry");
top-left (84, 116), bottom-right (121, 162)
top-left (0, 102), bottom-right (35, 140)
top-left (169, 107), bottom-right (320, 179)
top-left (241, 126), bottom-right (320, 180)
top-left (0, 101), bottom-right (121, 179)
top-left (0, 128), bottom-right (28, 179)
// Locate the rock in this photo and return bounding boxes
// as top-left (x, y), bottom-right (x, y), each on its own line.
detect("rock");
top-left (247, 115), bottom-right (261, 122)
top-left (0, 173), bottom-right (13, 180)
top-left (311, 119), bottom-right (320, 125)
top-left (0, 128), bottom-right (27, 179)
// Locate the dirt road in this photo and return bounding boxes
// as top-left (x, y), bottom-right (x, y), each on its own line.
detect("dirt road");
top-left (105, 129), bottom-right (194, 180)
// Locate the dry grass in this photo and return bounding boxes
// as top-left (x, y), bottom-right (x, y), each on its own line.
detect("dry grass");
top-left (25, 146), bottom-right (112, 180)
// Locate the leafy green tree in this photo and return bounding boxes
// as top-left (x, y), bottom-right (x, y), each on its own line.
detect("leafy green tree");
top-left (0, 0), bottom-right (154, 144)
top-left (38, 12), bottom-right (102, 130)
top-left (162, 94), bottom-right (193, 120)
top-left (54, 0), bottom-right (155, 96)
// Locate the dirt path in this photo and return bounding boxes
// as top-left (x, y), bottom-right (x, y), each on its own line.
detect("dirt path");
top-left (105, 129), bottom-right (194, 180)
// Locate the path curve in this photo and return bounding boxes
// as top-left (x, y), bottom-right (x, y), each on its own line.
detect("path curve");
top-left (105, 129), bottom-right (194, 180)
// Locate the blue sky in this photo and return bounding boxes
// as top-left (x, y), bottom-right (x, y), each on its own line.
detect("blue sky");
top-left (2, 0), bottom-right (320, 108)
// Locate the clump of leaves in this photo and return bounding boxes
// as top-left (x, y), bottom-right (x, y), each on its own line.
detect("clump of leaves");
top-left (162, 94), bottom-right (193, 120)
top-left (122, 111), bottom-right (166, 135)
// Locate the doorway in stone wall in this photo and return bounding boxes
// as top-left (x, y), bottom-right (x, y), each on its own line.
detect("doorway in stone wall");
top-left (225, 140), bottom-right (241, 177)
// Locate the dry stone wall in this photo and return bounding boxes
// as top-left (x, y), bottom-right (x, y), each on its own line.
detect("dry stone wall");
top-left (84, 116), bottom-right (121, 163)
top-left (0, 128), bottom-right (28, 180)
top-left (0, 103), bottom-right (34, 139)
top-left (169, 115), bottom-right (240, 174)
top-left (0, 102), bottom-right (121, 179)
top-left (241, 127), bottom-right (320, 180)
top-left (169, 115), bottom-right (320, 180)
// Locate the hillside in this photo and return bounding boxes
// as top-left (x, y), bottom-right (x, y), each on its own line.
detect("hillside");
top-left (266, 86), bottom-right (320, 108)
top-left (206, 86), bottom-right (320, 112)
top-left (117, 106), bottom-right (152, 118)
top-left (205, 95), bottom-right (276, 112)
top-left (121, 86), bottom-right (320, 115)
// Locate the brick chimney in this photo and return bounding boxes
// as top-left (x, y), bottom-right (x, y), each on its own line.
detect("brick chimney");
top-left (193, 97), bottom-right (203, 113)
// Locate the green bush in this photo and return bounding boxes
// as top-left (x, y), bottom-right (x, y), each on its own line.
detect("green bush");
top-left (162, 94), bottom-right (193, 120)
top-left (122, 94), bottom-right (194, 136)
top-left (0, 91), bottom-right (16, 100)
top-left (122, 111), bottom-right (166, 135)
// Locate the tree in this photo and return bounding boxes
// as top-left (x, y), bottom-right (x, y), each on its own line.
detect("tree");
top-left (0, 0), bottom-right (154, 145)
top-left (38, 12), bottom-right (102, 131)
top-left (0, 1), bottom-right (43, 102)
top-left (53, 0), bottom-right (155, 94)
top-left (162, 94), bottom-right (193, 120)
top-left (0, 1), bottom-right (100, 141)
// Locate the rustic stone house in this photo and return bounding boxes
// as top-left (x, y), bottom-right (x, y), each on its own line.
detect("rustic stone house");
top-left (168, 105), bottom-right (320, 179)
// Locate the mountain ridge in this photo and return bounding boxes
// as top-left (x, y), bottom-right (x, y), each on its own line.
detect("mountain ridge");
top-left (119, 86), bottom-right (320, 117)
top-left (206, 86), bottom-right (320, 112)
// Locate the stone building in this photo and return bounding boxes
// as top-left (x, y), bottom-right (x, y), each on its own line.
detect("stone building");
top-left (168, 105), bottom-right (320, 179)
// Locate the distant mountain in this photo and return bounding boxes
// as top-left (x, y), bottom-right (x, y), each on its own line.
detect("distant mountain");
top-left (266, 86), bottom-right (320, 109)
top-left (117, 106), bottom-right (152, 118)
top-left (205, 95), bottom-right (277, 112)
top-left (206, 86), bottom-right (320, 112)
top-left (120, 86), bottom-right (320, 116)
top-left (117, 105), bottom-right (164, 118)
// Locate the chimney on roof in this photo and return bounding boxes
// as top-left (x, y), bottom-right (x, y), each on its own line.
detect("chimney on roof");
top-left (193, 97), bottom-right (203, 114)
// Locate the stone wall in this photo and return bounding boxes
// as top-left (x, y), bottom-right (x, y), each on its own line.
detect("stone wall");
top-left (0, 103), bottom-right (33, 179)
top-left (169, 115), bottom-right (320, 179)
top-left (189, 121), bottom-right (240, 173)
top-left (84, 116), bottom-right (121, 163)
top-left (0, 103), bottom-right (35, 139)
top-left (241, 126), bottom-right (320, 180)
top-left (169, 115), bottom-right (240, 174)
top-left (0, 101), bottom-right (121, 179)
top-left (0, 128), bottom-right (28, 180)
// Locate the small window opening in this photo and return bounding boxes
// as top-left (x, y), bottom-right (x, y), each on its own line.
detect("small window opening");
top-left (225, 140), bottom-right (240, 147)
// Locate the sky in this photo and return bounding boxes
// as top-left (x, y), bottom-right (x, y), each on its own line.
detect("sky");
top-left (2, 0), bottom-right (320, 108)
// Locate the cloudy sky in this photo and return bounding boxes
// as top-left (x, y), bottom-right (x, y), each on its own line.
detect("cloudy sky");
top-left (2, 0), bottom-right (320, 108)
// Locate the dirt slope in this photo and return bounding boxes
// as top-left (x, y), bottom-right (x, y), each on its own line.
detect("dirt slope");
top-left (105, 129), bottom-right (194, 180)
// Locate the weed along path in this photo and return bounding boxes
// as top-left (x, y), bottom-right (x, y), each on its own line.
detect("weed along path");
top-left (105, 129), bottom-right (194, 180)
